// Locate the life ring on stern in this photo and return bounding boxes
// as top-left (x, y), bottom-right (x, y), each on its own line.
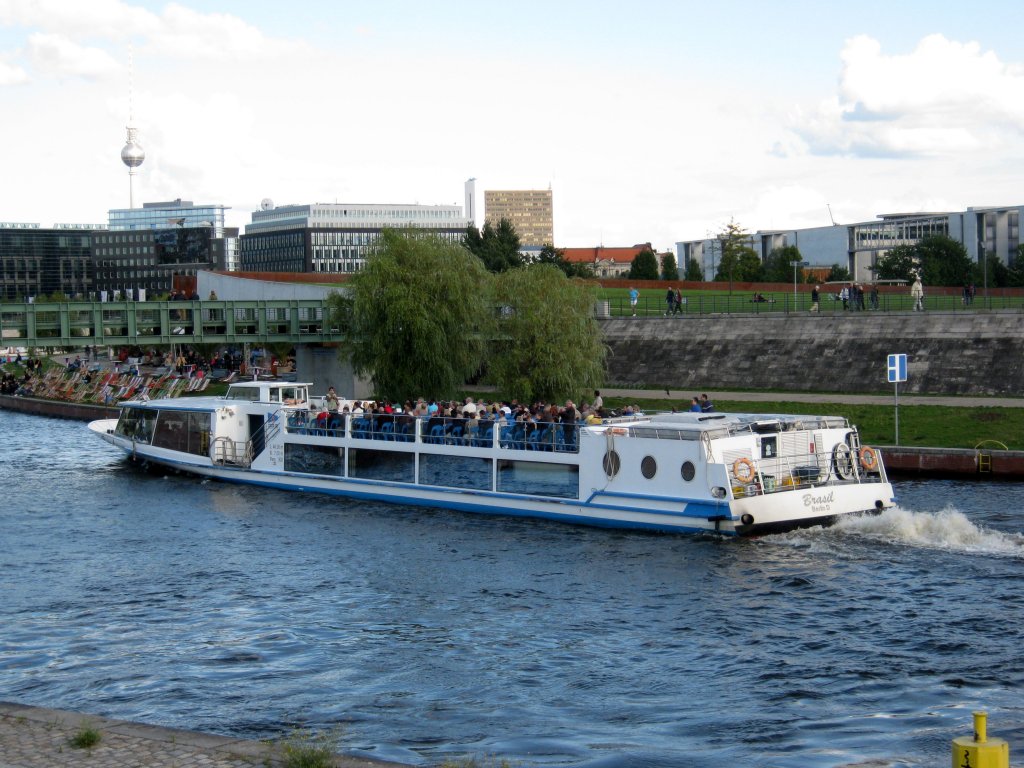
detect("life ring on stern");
top-left (859, 446), bottom-right (879, 472)
top-left (733, 457), bottom-right (756, 483)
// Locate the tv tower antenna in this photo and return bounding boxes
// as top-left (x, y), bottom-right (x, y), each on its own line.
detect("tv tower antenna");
top-left (120, 43), bottom-right (145, 208)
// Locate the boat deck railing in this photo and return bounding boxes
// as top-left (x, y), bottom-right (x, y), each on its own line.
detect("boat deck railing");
top-left (282, 411), bottom-right (582, 453)
top-left (730, 447), bottom-right (887, 498)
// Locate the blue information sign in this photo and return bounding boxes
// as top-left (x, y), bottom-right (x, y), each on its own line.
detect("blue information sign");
top-left (887, 353), bottom-right (907, 383)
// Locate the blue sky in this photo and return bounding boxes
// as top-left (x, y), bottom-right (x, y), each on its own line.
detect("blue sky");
top-left (1, 0), bottom-right (1022, 248)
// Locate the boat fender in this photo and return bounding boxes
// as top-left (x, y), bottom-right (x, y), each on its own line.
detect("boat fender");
top-left (733, 457), bottom-right (756, 483)
top-left (858, 446), bottom-right (879, 472)
top-left (740, 513), bottom-right (754, 527)
top-left (952, 711), bottom-right (1009, 768)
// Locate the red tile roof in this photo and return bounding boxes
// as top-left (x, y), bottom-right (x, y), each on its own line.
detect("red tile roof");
top-left (562, 244), bottom-right (652, 264)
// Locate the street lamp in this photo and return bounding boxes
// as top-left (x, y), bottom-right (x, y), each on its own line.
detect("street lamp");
top-left (793, 260), bottom-right (809, 305)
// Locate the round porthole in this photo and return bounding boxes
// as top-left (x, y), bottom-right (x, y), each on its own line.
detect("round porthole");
top-left (681, 461), bottom-right (696, 481)
top-left (641, 455), bottom-right (657, 479)
top-left (603, 450), bottom-right (621, 477)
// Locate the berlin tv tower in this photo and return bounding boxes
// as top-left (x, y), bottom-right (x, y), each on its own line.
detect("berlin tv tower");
top-left (120, 45), bottom-right (145, 208)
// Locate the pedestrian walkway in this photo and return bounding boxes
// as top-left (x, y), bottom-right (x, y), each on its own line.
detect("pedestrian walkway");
top-left (602, 388), bottom-right (1024, 408)
top-left (0, 702), bottom-right (407, 768)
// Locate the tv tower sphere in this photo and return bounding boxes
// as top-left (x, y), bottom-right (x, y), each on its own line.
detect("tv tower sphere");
top-left (121, 126), bottom-right (145, 168)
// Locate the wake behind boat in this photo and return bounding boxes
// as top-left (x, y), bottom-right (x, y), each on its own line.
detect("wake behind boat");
top-left (89, 381), bottom-right (895, 536)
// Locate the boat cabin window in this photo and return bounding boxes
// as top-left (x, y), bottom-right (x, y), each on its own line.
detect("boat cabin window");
top-left (279, 386), bottom-right (306, 405)
top-left (115, 406), bottom-right (157, 444)
top-left (226, 385), bottom-right (260, 402)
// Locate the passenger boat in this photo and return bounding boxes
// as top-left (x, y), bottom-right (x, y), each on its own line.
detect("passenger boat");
top-left (88, 381), bottom-right (896, 536)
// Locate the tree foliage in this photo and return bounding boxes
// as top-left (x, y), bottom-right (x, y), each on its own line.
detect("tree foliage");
top-left (683, 257), bottom-right (704, 281)
top-left (327, 230), bottom-right (605, 403)
top-left (762, 245), bottom-right (804, 283)
top-left (826, 263), bottom-right (851, 282)
top-left (490, 264), bottom-right (605, 403)
top-left (713, 219), bottom-right (763, 282)
top-left (463, 218), bottom-right (523, 273)
top-left (328, 229), bottom-right (494, 402)
top-left (714, 247), bottom-right (762, 282)
top-left (873, 235), bottom-right (973, 286)
top-left (660, 252), bottom-right (678, 281)
top-left (628, 247), bottom-right (659, 280)
top-left (536, 244), bottom-right (595, 279)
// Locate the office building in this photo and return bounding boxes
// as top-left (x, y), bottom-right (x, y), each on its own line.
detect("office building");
top-left (239, 201), bottom-right (469, 273)
top-left (484, 188), bottom-right (553, 248)
top-left (465, 178), bottom-right (477, 227)
top-left (93, 200), bottom-right (238, 297)
top-left (0, 222), bottom-right (104, 300)
top-left (676, 205), bottom-right (1023, 283)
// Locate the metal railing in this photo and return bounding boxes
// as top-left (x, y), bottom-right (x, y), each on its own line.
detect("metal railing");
top-left (283, 411), bottom-right (582, 453)
top-left (600, 292), bottom-right (1024, 318)
top-left (729, 447), bottom-right (887, 498)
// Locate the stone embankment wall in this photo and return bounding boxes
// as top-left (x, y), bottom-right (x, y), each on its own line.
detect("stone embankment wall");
top-left (602, 311), bottom-right (1024, 395)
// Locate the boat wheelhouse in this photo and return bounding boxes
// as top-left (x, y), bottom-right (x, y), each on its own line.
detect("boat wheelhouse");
top-left (89, 381), bottom-right (896, 536)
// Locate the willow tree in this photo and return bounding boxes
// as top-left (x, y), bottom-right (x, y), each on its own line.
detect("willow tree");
top-left (490, 263), bottom-right (605, 403)
top-left (327, 229), bottom-right (494, 402)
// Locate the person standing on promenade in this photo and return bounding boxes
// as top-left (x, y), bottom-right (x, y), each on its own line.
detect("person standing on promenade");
top-left (810, 285), bottom-right (820, 313)
top-left (911, 276), bottom-right (925, 311)
top-left (665, 287), bottom-right (674, 316)
top-left (629, 286), bottom-right (639, 316)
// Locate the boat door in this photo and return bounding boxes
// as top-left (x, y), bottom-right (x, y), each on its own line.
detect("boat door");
top-left (248, 414), bottom-right (266, 458)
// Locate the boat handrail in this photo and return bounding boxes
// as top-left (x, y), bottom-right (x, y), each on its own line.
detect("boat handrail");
top-left (282, 412), bottom-right (582, 453)
top-left (728, 445), bottom-right (886, 498)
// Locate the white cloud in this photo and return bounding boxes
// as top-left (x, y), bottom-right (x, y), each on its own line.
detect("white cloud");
top-left (144, 2), bottom-right (305, 61)
top-left (0, 0), bottom-right (301, 61)
top-left (0, 56), bottom-right (28, 84)
top-left (27, 32), bottom-right (119, 79)
top-left (791, 34), bottom-right (1024, 158)
top-left (0, 0), bottom-right (159, 40)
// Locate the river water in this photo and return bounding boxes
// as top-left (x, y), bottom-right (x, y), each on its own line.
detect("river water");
top-left (1, 409), bottom-right (1021, 767)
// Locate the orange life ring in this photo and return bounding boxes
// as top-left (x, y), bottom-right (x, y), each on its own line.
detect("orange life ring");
top-left (859, 446), bottom-right (879, 472)
top-left (733, 457), bottom-right (756, 483)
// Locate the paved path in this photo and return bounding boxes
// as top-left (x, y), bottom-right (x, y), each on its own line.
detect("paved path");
top-left (0, 702), bottom-right (408, 768)
top-left (601, 388), bottom-right (1024, 408)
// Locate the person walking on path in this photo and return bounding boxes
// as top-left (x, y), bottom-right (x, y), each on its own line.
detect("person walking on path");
top-left (629, 287), bottom-right (639, 316)
top-left (911, 276), bottom-right (925, 311)
top-left (810, 285), bottom-right (820, 312)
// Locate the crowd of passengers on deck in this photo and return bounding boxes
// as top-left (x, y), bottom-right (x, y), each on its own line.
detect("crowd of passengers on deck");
top-left (285, 392), bottom-right (643, 450)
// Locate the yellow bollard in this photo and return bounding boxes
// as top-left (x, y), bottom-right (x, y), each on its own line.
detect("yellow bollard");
top-left (951, 711), bottom-right (1009, 768)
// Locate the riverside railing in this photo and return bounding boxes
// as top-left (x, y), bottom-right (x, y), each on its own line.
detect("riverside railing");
top-left (599, 291), bottom-right (1024, 317)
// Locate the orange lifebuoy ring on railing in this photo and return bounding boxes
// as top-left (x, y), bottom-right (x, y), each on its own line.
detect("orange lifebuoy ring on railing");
top-left (733, 457), bottom-right (756, 483)
top-left (859, 446), bottom-right (879, 472)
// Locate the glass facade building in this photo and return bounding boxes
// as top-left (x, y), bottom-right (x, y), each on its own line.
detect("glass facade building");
top-left (108, 199), bottom-right (228, 237)
top-left (0, 223), bottom-right (103, 300)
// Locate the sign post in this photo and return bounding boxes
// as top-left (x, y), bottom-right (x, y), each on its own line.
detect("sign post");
top-left (886, 353), bottom-right (907, 445)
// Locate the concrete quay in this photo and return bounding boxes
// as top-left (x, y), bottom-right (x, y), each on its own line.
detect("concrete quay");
top-left (0, 702), bottom-right (409, 768)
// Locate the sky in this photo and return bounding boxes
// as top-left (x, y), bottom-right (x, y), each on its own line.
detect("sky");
top-left (1, 0), bottom-right (1023, 250)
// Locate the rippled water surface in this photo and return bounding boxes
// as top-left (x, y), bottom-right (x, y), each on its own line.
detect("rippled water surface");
top-left (1, 410), bottom-right (1022, 767)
